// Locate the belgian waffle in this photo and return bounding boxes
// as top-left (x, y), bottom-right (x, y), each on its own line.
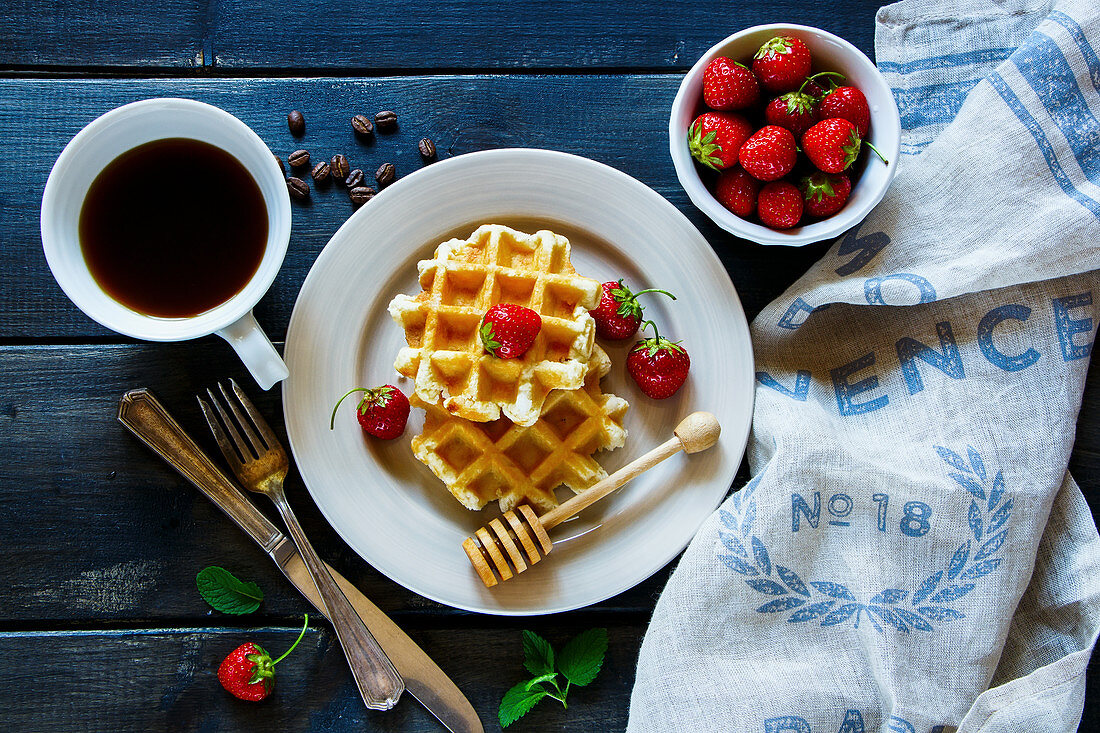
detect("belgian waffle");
top-left (388, 224), bottom-right (601, 427)
top-left (409, 346), bottom-right (629, 512)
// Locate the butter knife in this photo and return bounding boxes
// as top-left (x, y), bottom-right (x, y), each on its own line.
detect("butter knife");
top-left (117, 387), bottom-right (483, 733)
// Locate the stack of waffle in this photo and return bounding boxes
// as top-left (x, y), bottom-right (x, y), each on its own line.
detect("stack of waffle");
top-left (388, 224), bottom-right (629, 511)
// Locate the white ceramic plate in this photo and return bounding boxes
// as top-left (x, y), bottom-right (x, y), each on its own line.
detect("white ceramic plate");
top-left (283, 148), bottom-right (754, 615)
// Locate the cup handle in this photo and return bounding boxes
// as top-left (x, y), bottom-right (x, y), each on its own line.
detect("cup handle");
top-left (215, 311), bottom-right (289, 390)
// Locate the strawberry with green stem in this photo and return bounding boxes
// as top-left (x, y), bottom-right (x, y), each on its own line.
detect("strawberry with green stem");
top-left (800, 171), bottom-right (852, 218)
top-left (627, 320), bottom-right (691, 399)
top-left (480, 303), bottom-right (542, 359)
top-left (802, 117), bottom-right (888, 174)
top-left (218, 614), bottom-right (309, 701)
top-left (752, 35), bottom-right (813, 93)
top-left (688, 111), bottom-right (754, 171)
top-left (590, 280), bottom-right (676, 340)
top-left (331, 384), bottom-right (411, 439)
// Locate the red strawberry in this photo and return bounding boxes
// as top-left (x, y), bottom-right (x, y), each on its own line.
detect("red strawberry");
top-left (819, 86), bottom-right (871, 137)
top-left (590, 280), bottom-right (676, 340)
top-left (738, 125), bottom-right (798, 181)
top-left (480, 303), bottom-right (542, 359)
top-left (702, 57), bottom-right (760, 110)
top-left (688, 111), bottom-right (754, 171)
top-left (764, 91), bottom-right (819, 135)
top-left (799, 172), bottom-right (852, 217)
top-left (714, 167), bottom-right (761, 217)
top-left (757, 180), bottom-right (803, 229)
top-left (218, 615), bottom-right (308, 702)
top-left (627, 322), bottom-right (690, 399)
top-left (330, 384), bottom-right (411, 439)
top-left (752, 36), bottom-right (813, 93)
top-left (802, 118), bottom-right (863, 173)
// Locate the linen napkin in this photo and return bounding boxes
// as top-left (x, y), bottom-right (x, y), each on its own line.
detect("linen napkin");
top-left (629, 0), bottom-right (1100, 731)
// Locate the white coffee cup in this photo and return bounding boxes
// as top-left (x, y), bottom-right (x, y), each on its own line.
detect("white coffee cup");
top-left (41, 98), bottom-right (291, 390)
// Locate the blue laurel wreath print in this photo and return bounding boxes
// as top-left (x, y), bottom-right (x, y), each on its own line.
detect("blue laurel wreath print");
top-left (717, 446), bottom-right (1011, 632)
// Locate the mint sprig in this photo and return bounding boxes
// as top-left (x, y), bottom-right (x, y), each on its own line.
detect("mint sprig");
top-left (499, 628), bottom-right (608, 728)
top-left (196, 566), bottom-right (264, 615)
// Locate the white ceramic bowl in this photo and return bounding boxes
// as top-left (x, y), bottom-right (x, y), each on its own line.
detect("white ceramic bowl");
top-left (669, 24), bottom-right (901, 246)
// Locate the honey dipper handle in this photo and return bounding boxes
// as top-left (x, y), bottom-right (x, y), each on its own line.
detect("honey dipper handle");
top-left (538, 436), bottom-right (684, 531)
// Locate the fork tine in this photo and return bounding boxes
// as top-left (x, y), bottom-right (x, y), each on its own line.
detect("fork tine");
top-left (205, 387), bottom-right (255, 461)
top-left (228, 377), bottom-right (284, 452)
top-left (197, 395), bottom-right (245, 472)
top-left (217, 381), bottom-right (266, 456)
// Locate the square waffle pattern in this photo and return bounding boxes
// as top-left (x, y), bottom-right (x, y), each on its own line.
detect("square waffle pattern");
top-left (389, 224), bottom-right (601, 427)
top-left (409, 346), bottom-right (628, 512)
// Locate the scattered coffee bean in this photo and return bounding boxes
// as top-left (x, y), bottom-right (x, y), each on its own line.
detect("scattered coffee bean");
top-left (374, 110), bottom-right (398, 132)
top-left (287, 110), bottom-right (305, 136)
top-left (274, 152), bottom-right (286, 176)
top-left (330, 154), bottom-right (350, 181)
top-left (418, 138), bottom-right (437, 162)
top-left (287, 177), bottom-right (310, 200)
top-left (345, 168), bottom-right (364, 188)
top-left (375, 162), bottom-right (396, 188)
top-left (351, 114), bottom-right (374, 137)
top-left (349, 186), bottom-right (376, 207)
top-left (288, 149), bottom-right (310, 168)
top-left (311, 161), bottom-right (331, 182)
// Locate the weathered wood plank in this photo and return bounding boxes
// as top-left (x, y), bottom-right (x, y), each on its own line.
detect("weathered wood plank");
top-left (0, 623), bottom-right (644, 731)
top-left (0, 1), bottom-right (881, 71)
top-left (1, 75), bottom-right (827, 340)
top-left (0, 0), bottom-right (204, 69)
top-left (2, 339), bottom-right (1098, 623)
top-left (0, 343), bottom-right (708, 622)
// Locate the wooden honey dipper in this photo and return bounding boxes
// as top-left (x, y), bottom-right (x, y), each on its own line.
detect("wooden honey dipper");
top-left (462, 411), bottom-right (721, 587)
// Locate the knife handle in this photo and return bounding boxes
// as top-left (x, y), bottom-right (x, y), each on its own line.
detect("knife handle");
top-left (117, 388), bottom-right (283, 552)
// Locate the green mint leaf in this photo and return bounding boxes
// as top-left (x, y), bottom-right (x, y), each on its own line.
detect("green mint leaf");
top-left (525, 672), bottom-right (558, 692)
top-left (521, 630), bottom-right (555, 676)
top-left (556, 628), bottom-right (608, 687)
top-left (499, 680), bottom-right (547, 728)
top-left (196, 566), bottom-right (263, 615)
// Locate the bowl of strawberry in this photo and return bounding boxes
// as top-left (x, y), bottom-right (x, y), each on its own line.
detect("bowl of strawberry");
top-left (669, 24), bottom-right (900, 245)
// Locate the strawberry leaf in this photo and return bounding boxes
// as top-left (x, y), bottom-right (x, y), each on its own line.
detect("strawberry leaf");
top-left (196, 566), bottom-right (263, 615)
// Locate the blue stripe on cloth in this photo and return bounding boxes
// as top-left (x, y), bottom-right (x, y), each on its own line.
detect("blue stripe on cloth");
top-left (893, 79), bottom-right (982, 129)
top-left (1049, 11), bottom-right (1100, 91)
top-left (989, 71), bottom-right (1100, 220)
top-left (878, 48), bottom-right (1014, 74)
top-left (1011, 31), bottom-right (1100, 184)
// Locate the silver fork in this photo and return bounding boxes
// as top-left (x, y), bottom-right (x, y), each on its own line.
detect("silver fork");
top-left (198, 379), bottom-right (404, 710)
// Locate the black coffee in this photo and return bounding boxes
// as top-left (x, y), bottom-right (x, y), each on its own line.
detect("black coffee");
top-left (79, 138), bottom-right (268, 318)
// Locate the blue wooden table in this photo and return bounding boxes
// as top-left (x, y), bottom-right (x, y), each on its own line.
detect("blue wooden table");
top-left (1, 2), bottom-right (1096, 730)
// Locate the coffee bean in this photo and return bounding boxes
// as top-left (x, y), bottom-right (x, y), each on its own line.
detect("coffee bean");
top-left (345, 168), bottom-right (364, 188)
top-left (418, 138), bottom-right (437, 162)
top-left (375, 162), bottom-right (396, 188)
top-left (287, 177), bottom-right (310, 200)
top-left (311, 161), bottom-right (331, 182)
top-left (330, 154), bottom-right (350, 181)
top-left (274, 152), bottom-right (286, 176)
top-left (288, 149), bottom-right (310, 168)
top-left (287, 110), bottom-right (305, 136)
top-left (374, 110), bottom-right (398, 132)
top-left (349, 186), bottom-right (376, 207)
top-left (351, 114), bottom-right (374, 137)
